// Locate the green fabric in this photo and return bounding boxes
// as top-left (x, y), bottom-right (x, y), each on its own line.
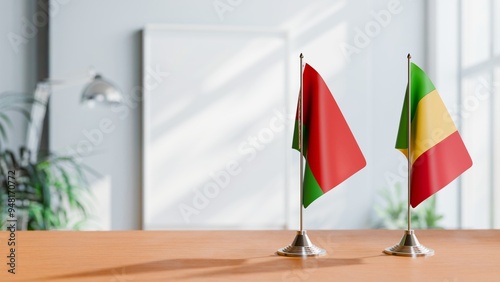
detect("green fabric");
top-left (303, 163), bottom-right (324, 208)
top-left (292, 121), bottom-right (309, 156)
top-left (292, 121), bottom-right (324, 207)
top-left (395, 63), bottom-right (436, 149)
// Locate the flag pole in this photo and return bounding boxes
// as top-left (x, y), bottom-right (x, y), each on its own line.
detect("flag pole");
top-left (383, 54), bottom-right (434, 257)
top-left (277, 53), bottom-right (325, 257)
top-left (407, 53), bottom-right (412, 232)
top-left (299, 53), bottom-right (304, 232)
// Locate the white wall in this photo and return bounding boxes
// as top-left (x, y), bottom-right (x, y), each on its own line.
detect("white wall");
top-left (0, 0), bottom-right (37, 150)
top-left (49, 0), bottom-right (426, 230)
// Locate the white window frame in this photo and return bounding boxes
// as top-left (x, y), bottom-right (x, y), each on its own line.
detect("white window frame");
top-left (428, 0), bottom-right (500, 229)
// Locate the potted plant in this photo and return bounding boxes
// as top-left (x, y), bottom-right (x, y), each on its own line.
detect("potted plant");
top-left (0, 92), bottom-right (93, 230)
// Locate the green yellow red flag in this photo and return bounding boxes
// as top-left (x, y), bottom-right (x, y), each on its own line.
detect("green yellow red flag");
top-left (395, 63), bottom-right (473, 207)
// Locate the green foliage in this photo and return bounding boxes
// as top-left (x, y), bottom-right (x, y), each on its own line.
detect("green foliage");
top-left (0, 148), bottom-right (93, 230)
top-left (374, 182), bottom-right (444, 229)
top-left (0, 92), bottom-right (93, 230)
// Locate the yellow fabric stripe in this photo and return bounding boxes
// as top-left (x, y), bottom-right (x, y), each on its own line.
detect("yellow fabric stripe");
top-left (411, 90), bottom-right (457, 163)
top-left (399, 148), bottom-right (408, 158)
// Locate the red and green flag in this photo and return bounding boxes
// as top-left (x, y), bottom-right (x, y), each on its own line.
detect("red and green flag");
top-left (396, 63), bottom-right (473, 207)
top-left (293, 63), bottom-right (366, 208)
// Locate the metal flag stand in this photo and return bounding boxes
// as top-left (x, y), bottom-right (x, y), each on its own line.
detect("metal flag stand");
top-left (277, 53), bottom-right (326, 257)
top-left (383, 54), bottom-right (434, 257)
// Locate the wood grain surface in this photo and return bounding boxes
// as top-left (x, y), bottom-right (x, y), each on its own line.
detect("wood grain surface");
top-left (0, 230), bottom-right (499, 281)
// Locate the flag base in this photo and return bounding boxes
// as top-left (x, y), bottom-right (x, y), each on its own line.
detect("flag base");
top-left (277, 230), bottom-right (326, 257)
top-left (383, 230), bottom-right (434, 257)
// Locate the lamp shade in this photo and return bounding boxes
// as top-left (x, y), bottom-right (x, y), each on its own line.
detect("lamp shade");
top-left (81, 74), bottom-right (122, 105)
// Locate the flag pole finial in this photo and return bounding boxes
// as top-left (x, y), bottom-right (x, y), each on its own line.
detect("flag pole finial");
top-left (407, 53), bottom-right (411, 60)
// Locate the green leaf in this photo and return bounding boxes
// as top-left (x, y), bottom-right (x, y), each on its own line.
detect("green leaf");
top-left (1, 145), bottom-right (94, 230)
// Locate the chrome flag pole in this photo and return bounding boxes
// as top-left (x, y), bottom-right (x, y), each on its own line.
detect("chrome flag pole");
top-left (277, 53), bottom-right (326, 257)
top-left (383, 54), bottom-right (434, 257)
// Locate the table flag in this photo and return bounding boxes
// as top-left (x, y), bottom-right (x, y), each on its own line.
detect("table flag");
top-left (395, 62), bottom-right (472, 207)
top-left (293, 63), bottom-right (366, 208)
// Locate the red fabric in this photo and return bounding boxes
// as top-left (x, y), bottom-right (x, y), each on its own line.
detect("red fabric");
top-left (298, 64), bottom-right (366, 192)
top-left (411, 131), bottom-right (473, 207)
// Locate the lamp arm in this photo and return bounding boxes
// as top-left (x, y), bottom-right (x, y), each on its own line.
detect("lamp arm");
top-left (25, 83), bottom-right (50, 162)
top-left (25, 68), bottom-right (96, 161)
top-left (43, 68), bottom-right (96, 91)
top-left (25, 68), bottom-right (120, 160)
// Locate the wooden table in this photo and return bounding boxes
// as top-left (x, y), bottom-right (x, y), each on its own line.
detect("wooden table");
top-left (0, 230), bottom-right (499, 281)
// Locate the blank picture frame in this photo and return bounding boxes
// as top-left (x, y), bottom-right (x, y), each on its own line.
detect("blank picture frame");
top-left (142, 24), bottom-right (291, 229)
